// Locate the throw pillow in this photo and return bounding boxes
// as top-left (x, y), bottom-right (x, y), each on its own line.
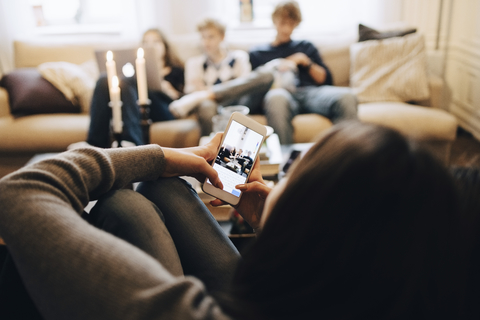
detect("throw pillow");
top-left (358, 24), bottom-right (417, 42)
top-left (350, 33), bottom-right (430, 104)
top-left (0, 68), bottom-right (79, 116)
top-left (38, 60), bottom-right (99, 113)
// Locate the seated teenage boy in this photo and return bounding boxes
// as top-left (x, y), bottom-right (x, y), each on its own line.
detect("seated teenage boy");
top-left (169, 18), bottom-right (273, 136)
top-left (248, 1), bottom-right (358, 144)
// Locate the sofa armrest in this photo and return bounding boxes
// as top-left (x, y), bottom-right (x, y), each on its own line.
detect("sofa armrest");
top-left (415, 74), bottom-right (451, 110)
top-left (428, 74), bottom-right (450, 110)
top-left (0, 87), bottom-right (10, 118)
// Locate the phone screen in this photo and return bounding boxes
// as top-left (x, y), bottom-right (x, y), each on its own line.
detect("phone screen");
top-left (207, 120), bottom-right (264, 197)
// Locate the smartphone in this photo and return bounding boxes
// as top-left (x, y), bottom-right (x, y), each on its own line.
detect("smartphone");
top-left (203, 112), bottom-right (267, 205)
top-left (282, 150), bottom-right (302, 174)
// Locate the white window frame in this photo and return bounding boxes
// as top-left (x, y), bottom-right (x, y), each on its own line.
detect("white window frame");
top-left (29, 0), bottom-right (136, 36)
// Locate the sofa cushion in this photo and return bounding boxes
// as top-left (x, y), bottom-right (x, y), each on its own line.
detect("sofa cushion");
top-left (358, 24), bottom-right (417, 42)
top-left (249, 113), bottom-right (333, 143)
top-left (358, 102), bottom-right (457, 142)
top-left (0, 114), bottom-right (90, 153)
top-left (0, 68), bottom-right (80, 117)
top-left (38, 60), bottom-right (99, 113)
top-left (350, 33), bottom-right (430, 104)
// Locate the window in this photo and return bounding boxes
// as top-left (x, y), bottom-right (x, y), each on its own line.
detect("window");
top-left (29, 0), bottom-right (131, 34)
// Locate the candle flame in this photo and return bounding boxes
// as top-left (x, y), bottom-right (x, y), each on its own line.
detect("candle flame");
top-left (107, 50), bottom-right (113, 61)
top-left (137, 48), bottom-right (144, 59)
top-left (112, 76), bottom-right (119, 88)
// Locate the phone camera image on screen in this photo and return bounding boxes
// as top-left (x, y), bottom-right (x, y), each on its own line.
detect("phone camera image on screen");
top-left (208, 120), bottom-right (264, 197)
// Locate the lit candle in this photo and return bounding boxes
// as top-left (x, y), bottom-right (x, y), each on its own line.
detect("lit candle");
top-left (136, 48), bottom-right (149, 105)
top-left (110, 76), bottom-right (122, 134)
top-left (106, 50), bottom-right (117, 96)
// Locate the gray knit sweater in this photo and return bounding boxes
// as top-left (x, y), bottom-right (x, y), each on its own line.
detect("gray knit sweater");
top-left (0, 145), bottom-right (232, 320)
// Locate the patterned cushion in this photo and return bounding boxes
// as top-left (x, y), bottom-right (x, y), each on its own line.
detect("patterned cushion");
top-left (350, 33), bottom-right (430, 103)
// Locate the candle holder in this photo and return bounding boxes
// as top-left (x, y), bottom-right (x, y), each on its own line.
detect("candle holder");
top-left (113, 132), bottom-right (123, 148)
top-left (138, 99), bottom-right (152, 144)
top-left (109, 100), bottom-right (124, 148)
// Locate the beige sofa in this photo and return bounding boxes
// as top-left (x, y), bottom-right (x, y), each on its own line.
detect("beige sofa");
top-left (0, 34), bottom-right (457, 177)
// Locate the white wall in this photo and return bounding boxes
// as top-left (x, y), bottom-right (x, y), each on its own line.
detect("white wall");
top-left (0, 0), bottom-right (148, 71)
top-left (0, 0), bottom-right (36, 72)
top-left (444, 0), bottom-right (480, 140)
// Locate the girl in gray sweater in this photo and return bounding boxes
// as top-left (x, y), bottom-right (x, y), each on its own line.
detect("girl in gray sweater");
top-left (0, 122), bottom-right (474, 319)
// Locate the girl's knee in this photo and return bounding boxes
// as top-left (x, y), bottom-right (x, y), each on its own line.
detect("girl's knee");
top-left (265, 88), bottom-right (291, 102)
top-left (89, 189), bottom-right (155, 224)
top-left (137, 177), bottom-right (195, 200)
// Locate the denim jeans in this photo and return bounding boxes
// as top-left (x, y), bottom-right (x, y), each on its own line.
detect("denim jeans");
top-left (263, 86), bottom-right (358, 144)
top-left (0, 177), bottom-right (240, 319)
top-left (87, 75), bottom-right (175, 147)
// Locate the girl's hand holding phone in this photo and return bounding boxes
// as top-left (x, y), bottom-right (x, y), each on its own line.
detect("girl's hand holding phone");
top-left (210, 159), bottom-right (272, 232)
top-left (202, 112), bottom-right (266, 206)
top-left (161, 132), bottom-right (223, 189)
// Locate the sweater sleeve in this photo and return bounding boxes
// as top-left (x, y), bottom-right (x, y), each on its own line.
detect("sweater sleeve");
top-left (0, 146), bottom-right (231, 320)
top-left (232, 50), bottom-right (252, 78)
top-left (303, 41), bottom-right (333, 86)
top-left (185, 55), bottom-right (208, 94)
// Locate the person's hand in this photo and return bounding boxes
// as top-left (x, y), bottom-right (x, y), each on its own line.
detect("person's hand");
top-left (160, 80), bottom-right (181, 100)
top-left (263, 58), bottom-right (297, 72)
top-left (161, 133), bottom-right (223, 189)
top-left (286, 52), bottom-right (311, 67)
top-left (210, 159), bottom-right (271, 231)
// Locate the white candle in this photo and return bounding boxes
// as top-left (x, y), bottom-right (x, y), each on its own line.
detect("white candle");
top-left (136, 48), bottom-right (149, 105)
top-left (110, 76), bottom-right (122, 134)
top-left (106, 50), bottom-right (117, 97)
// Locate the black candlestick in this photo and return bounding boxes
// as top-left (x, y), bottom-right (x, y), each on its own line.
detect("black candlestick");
top-left (113, 132), bottom-right (123, 148)
top-left (138, 99), bottom-right (152, 144)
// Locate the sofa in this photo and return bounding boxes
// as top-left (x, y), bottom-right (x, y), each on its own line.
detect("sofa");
top-left (0, 29), bottom-right (457, 178)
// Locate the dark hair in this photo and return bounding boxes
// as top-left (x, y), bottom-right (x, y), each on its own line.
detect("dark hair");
top-left (222, 121), bottom-right (467, 319)
top-left (142, 28), bottom-right (184, 69)
top-left (450, 166), bottom-right (480, 317)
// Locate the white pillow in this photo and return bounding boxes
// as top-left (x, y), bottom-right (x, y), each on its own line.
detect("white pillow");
top-left (349, 33), bottom-right (430, 103)
top-left (38, 60), bottom-right (99, 113)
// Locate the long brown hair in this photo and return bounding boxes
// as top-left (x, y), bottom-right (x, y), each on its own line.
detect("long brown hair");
top-left (221, 121), bottom-right (468, 319)
top-left (142, 28), bottom-right (184, 69)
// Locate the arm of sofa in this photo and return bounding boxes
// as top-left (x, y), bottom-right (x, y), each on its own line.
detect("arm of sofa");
top-left (415, 74), bottom-right (451, 110)
top-left (0, 87), bottom-right (11, 118)
top-left (428, 74), bottom-right (451, 110)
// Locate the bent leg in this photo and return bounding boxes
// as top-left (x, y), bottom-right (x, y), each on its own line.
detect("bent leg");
top-left (148, 90), bottom-right (175, 122)
top-left (136, 177), bottom-right (240, 293)
top-left (213, 69), bottom-right (274, 108)
top-left (118, 78), bottom-right (144, 145)
top-left (83, 189), bottom-right (183, 276)
top-left (263, 88), bottom-right (299, 144)
top-left (87, 75), bottom-right (112, 148)
top-left (87, 76), bottom-right (144, 147)
top-left (0, 189), bottom-right (184, 319)
top-left (297, 86), bottom-right (358, 123)
top-left (196, 99), bottom-right (218, 136)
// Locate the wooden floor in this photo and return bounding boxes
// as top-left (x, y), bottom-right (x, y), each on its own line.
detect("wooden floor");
top-left (450, 127), bottom-right (480, 167)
